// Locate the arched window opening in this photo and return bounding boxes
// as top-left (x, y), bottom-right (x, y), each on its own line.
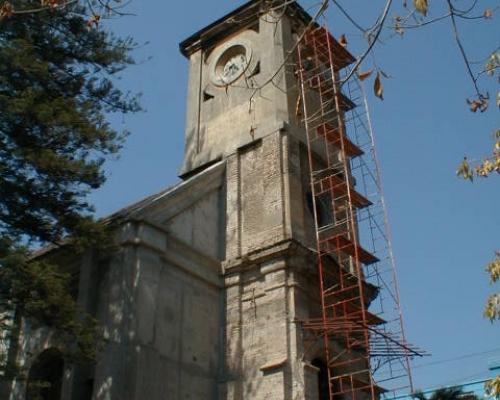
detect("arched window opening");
top-left (306, 191), bottom-right (334, 228)
top-left (312, 358), bottom-right (330, 400)
top-left (26, 348), bottom-right (64, 400)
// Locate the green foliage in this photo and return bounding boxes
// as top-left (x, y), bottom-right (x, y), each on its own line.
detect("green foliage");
top-left (0, 241), bottom-right (103, 376)
top-left (26, 380), bottom-right (53, 400)
top-left (0, 0), bottom-right (138, 379)
top-left (0, 0), bottom-right (140, 247)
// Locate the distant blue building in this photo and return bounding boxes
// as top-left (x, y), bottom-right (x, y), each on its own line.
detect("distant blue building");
top-left (395, 359), bottom-right (500, 400)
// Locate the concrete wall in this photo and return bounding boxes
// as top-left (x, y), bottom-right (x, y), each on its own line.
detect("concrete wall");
top-left (224, 125), bottom-right (321, 263)
top-left (2, 5), bottom-right (353, 400)
top-left (139, 161), bottom-right (226, 262)
top-left (165, 187), bottom-right (224, 261)
top-left (180, 6), bottom-right (324, 259)
top-left (4, 255), bottom-right (85, 400)
top-left (224, 254), bottom-right (296, 399)
top-left (180, 12), bottom-right (299, 177)
top-left (222, 240), bottom-right (328, 400)
top-left (3, 162), bottom-right (228, 400)
top-left (93, 220), bottom-right (224, 400)
top-left (226, 131), bottom-right (290, 259)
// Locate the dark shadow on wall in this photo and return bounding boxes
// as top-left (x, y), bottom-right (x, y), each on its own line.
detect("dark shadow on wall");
top-left (311, 358), bottom-right (329, 400)
top-left (26, 348), bottom-right (64, 400)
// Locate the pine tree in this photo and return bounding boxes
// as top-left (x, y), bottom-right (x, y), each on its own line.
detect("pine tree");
top-left (0, 0), bottom-right (140, 377)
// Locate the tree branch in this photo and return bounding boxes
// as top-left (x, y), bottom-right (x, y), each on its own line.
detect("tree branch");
top-left (330, 0), bottom-right (366, 33)
top-left (340, 0), bottom-right (393, 87)
top-left (249, 0), bottom-right (329, 101)
top-left (446, 0), bottom-right (483, 98)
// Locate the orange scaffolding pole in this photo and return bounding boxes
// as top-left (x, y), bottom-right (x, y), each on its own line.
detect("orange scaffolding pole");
top-left (297, 25), bottom-right (424, 400)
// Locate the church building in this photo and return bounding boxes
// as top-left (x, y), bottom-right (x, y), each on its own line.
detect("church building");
top-left (2, 1), bottom-right (418, 399)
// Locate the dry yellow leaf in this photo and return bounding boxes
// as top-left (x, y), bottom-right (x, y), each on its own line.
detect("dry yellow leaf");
top-left (357, 69), bottom-right (373, 81)
top-left (0, 2), bottom-right (13, 18)
top-left (414, 0), bottom-right (428, 16)
top-left (339, 34), bottom-right (348, 47)
top-left (373, 72), bottom-right (383, 100)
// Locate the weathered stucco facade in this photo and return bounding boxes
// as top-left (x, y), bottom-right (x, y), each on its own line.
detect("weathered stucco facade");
top-left (2, 1), bottom-right (346, 399)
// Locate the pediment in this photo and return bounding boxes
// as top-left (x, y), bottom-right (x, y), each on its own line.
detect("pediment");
top-left (115, 160), bottom-right (226, 260)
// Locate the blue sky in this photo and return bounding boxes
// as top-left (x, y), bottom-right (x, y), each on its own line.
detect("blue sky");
top-left (91, 0), bottom-right (499, 392)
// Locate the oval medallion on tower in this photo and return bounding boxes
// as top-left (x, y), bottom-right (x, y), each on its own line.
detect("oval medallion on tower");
top-left (210, 40), bottom-right (253, 86)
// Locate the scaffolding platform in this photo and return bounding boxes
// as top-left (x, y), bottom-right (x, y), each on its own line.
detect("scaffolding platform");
top-left (313, 175), bottom-right (372, 208)
top-left (297, 23), bottom-right (422, 400)
top-left (314, 123), bottom-right (364, 157)
top-left (318, 234), bottom-right (379, 265)
top-left (302, 26), bottom-right (356, 70)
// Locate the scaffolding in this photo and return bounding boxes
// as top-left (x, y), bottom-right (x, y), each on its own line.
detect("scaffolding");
top-left (297, 26), bottom-right (424, 400)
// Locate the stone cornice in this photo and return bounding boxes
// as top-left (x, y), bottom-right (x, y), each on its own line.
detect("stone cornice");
top-left (179, 0), bottom-right (313, 58)
top-left (222, 238), bottom-right (316, 274)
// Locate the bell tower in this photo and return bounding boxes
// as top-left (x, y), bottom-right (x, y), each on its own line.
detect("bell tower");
top-left (179, 1), bottom-right (303, 179)
top-left (178, 1), bottom-right (418, 400)
top-left (179, 2), bottom-right (332, 399)
top-left (0, 3), bottom-right (418, 400)
top-left (178, 0), bottom-right (331, 254)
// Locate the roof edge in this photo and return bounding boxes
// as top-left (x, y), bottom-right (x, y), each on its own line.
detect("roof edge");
top-left (179, 0), bottom-right (313, 58)
top-left (30, 160), bottom-right (226, 260)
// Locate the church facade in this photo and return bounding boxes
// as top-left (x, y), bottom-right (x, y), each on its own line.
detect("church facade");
top-left (2, 1), bottom-right (380, 399)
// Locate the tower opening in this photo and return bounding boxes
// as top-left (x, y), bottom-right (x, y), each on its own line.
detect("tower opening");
top-left (312, 358), bottom-right (330, 400)
top-left (26, 348), bottom-right (64, 400)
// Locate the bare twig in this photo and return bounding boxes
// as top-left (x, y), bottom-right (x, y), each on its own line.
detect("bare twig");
top-left (330, 0), bottom-right (366, 33)
top-left (446, 0), bottom-right (483, 97)
top-left (392, 13), bottom-right (451, 30)
top-left (11, 0), bottom-right (78, 15)
top-left (340, 0), bottom-right (393, 86)
top-left (452, 0), bottom-right (479, 15)
top-left (249, 0), bottom-right (329, 101)
top-left (7, 0), bottom-right (134, 19)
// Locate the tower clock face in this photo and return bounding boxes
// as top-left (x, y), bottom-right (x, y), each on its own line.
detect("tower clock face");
top-left (221, 53), bottom-right (247, 84)
top-left (211, 42), bottom-right (253, 86)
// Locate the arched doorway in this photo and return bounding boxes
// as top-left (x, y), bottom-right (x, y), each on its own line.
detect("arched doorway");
top-left (26, 348), bottom-right (64, 400)
top-left (312, 358), bottom-right (330, 400)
